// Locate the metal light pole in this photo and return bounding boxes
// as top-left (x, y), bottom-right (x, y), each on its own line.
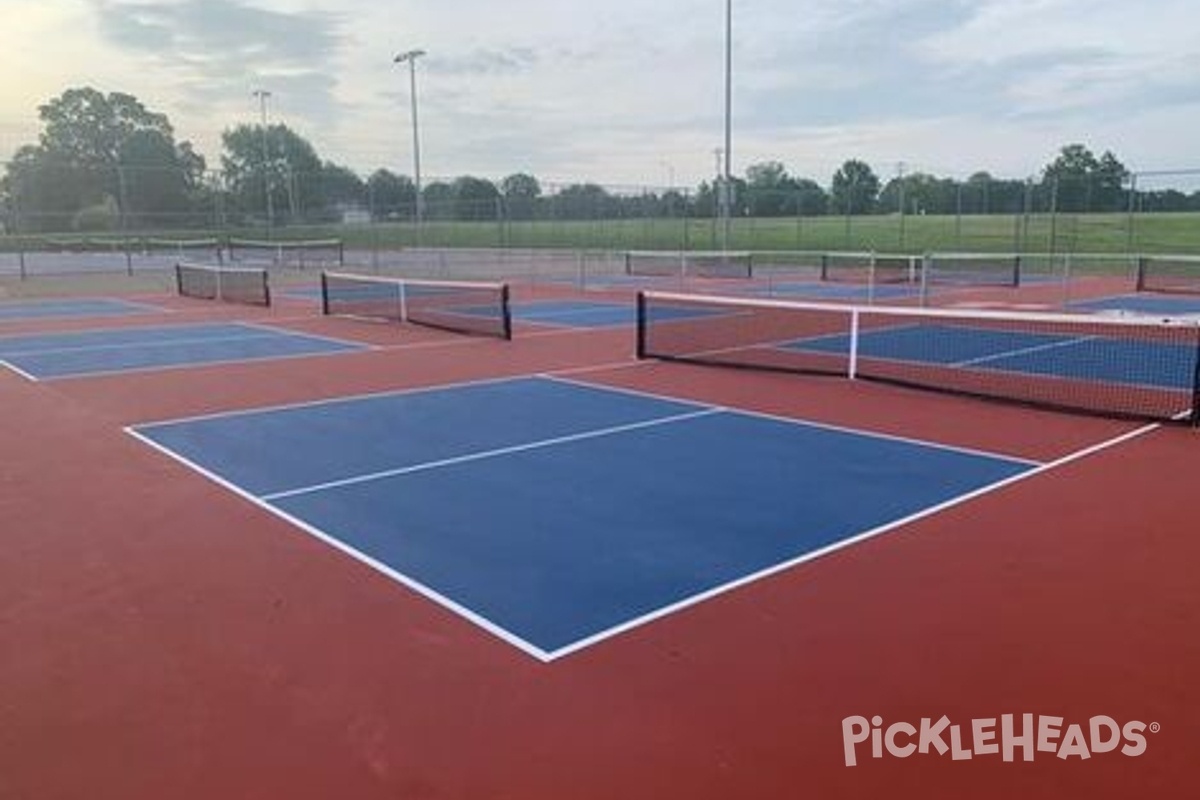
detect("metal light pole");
top-left (722, 0), bottom-right (733, 252)
top-left (394, 49), bottom-right (427, 244)
top-left (252, 89), bottom-right (274, 232)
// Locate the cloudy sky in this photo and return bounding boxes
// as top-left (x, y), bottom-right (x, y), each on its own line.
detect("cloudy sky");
top-left (1, 0), bottom-right (1198, 188)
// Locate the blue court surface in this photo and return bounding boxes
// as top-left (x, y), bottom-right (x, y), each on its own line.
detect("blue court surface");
top-left (0, 322), bottom-right (365, 380)
top-left (786, 323), bottom-right (1198, 389)
top-left (283, 286), bottom-right (324, 300)
top-left (1070, 294), bottom-right (1200, 317)
top-left (0, 297), bottom-right (161, 321)
top-left (132, 376), bottom-right (1035, 660)
top-left (750, 281), bottom-right (919, 301)
top-left (513, 300), bottom-right (720, 328)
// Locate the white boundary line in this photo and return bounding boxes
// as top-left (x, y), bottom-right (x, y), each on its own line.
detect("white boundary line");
top-left (239, 320), bottom-right (381, 351)
top-left (0, 330), bottom-right (288, 358)
top-left (262, 409), bottom-right (721, 501)
top-left (124, 426), bottom-right (555, 663)
top-left (40, 346), bottom-right (368, 383)
top-left (0, 319), bottom-right (258, 344)
top-left (0, 358), bottom-right (40, 382)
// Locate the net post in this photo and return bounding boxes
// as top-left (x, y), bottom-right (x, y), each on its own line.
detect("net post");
top-left (398, 279), bottom-right (409, 323)
top-left (1011, 254), bottom-right (1021, 287)
top-left (18, 247), bottom-right (26, 281)
top-left (848, 308), bottom-right (860, 380)
top-left (124, 239), bottom-right (133, 276)
top-left (919, 253), bottom-right (931, 306)
top-left (867, 250), bottom-right (877, 305)
top-left (1135, 257), bottom-right (1147, 292)
top-left (1061, 253), bottom-right (1073, 309)
top-left (320, 271), bottom-right (330, 316)
top-left (262, 269), bottom-right (272, 307)
top-left (1191, 327), bottom-right (1200, 427)
top-left (819, 252), bottom-right (829, 282)
top-left (635, 292), bottom-right (647, 359)
top-left (174, 262), bottom-right (183, 296)
top-left (501, 283), bottom-right (513, 341)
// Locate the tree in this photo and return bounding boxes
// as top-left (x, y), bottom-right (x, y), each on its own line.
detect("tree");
top-left (221, 123), bottom-right (321, 223)
top-left (792, 178), bottom-right (829, 216)
top-left (316, 162), bottom-right (366, 213)
top-left (830, 160), bottom-right (880, 215)
top-left (421, 181), bottom-right (456, 219)
top-left (2, 87), bottom-right (203, 231)
top-left (501, 173), bottom-right (541, 220)
top-left (550, 184), bottom-right (615, 219)
top-left (118, 129), bottom-right (204, 226)
top-left (1041, 144), bottom-right (1128, 212)
top-left (366, 169), bottom-right (415, 219)
top-left (452, 176), bottom-right (500, 220)
top-left (744, 160), bottom-right (798, 217)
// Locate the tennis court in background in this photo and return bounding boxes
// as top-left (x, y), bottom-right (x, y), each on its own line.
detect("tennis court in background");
top-left (0, 297), bottom-right (163, 321)
top-left (0, 322), bottom-right (365, 379)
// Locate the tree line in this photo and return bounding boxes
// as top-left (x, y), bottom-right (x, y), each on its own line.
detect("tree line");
top-left (3, 87), bottom-right (1199, 234)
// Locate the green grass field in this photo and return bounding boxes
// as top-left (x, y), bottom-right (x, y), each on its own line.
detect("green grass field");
top-left (4, 210), bottom-right (1198, 264)
top-left (311, 210), bottom-right (1200, 257)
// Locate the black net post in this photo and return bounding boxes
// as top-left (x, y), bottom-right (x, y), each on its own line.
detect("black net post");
top-left (1191, 328), bottom-right (1200, 427)
top-left (501, 284), bottom-right (513, 341)
top-left (320, 271), bottom-right (330, 316)
top-left (636, 291), bottom-right (647, 359)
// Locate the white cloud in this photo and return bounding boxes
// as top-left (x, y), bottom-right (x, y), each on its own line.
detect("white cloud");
top-left (2, 0), bottom-right (1199, 186)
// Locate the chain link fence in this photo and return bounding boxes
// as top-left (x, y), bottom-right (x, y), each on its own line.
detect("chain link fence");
top-left (3, 163), bottom-right (1199, 273)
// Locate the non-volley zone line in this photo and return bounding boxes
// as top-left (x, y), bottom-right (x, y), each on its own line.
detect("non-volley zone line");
top-left (0, 322), bottom-right (367, 380)
top-left (130, 375), bottom-right (1047, 662)
top-left (0, 296), bottom-right (166, 321)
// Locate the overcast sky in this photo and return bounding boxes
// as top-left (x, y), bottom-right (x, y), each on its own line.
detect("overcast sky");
top-left (2, 0), bottom-right (1198, 188)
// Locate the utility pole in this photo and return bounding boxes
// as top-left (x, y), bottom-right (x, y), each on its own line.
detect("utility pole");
top-left (252, 89), bottom-right (274, 233)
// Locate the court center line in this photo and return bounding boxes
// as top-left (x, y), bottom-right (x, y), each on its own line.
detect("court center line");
top-left (260, 408), bottom-right (722, 502)
top-left (0, 329), bottom-right (300, 358)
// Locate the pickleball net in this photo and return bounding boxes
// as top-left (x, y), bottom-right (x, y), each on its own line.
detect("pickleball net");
top-left (1136, 255), bottom-right (1200, 295)
top-left (624, 251), bottom-right (754, 279)
top-left (229, 238), bottom-right (344, 268)
top-left (636, 290), bottom-right (1200, 423)
top-left (321, 271), bottom-right (512, 339)
top-left (175, 261), bottom-right (271, 306)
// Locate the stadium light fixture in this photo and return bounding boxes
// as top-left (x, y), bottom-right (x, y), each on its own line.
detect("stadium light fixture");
top-left (722, 0), bottom-right (733, 252)
top-left (252, 89), bottom-right (274, 232)
top-left (394, 49), bottom-right (427, 238)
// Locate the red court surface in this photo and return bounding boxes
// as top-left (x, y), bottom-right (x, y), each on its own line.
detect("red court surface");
top-left (1, 279), bottom-right (1197, 799)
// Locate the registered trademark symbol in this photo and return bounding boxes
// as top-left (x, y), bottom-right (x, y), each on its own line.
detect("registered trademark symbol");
top-left (1150, 723), bottom-right (1161, 734)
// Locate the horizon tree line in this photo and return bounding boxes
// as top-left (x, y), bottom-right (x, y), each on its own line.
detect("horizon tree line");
top-left (3, 87), bottom-right (1198, 234)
